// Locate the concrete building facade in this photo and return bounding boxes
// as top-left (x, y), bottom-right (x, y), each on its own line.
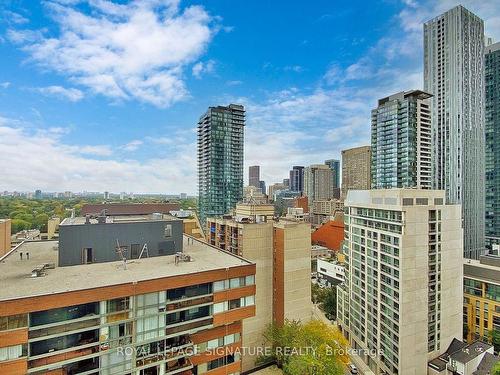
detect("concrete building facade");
top-left (424, 5), bottom-right (486, 259)
top-left (197, 104), bottom-right (245, 224)
top-left (338, 189), bottom-right (463, 374)
top-left (206, 204), bottom-right (312, 372)
top-left (341, 146), bottom-right (372, 199)
top-left (371, 90), bottom-right (433, 189)
top-left (0, 219), bottom-right (11, 258)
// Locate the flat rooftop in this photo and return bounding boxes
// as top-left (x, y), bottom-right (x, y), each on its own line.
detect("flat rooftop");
top-left (60, 214), bottom-right (179, 226)
top-left (0, 236), bottom-right (253, 302)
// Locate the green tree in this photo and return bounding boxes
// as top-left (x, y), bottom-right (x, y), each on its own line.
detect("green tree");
top-left (489, 330), bottom-right (500, 353)
top-left (259, 319), bottom-right (349, 375)
top-left (311, 283), bottom-right (337, 320)
top-left (11, 219), bottom-right (31, 233)
top-left (492, 360), bottom-right (500, 375)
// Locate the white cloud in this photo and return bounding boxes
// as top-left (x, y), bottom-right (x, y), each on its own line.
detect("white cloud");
top-left (0, 82), bottom-right (10, 89)
top-left (10, 0), bottom-right (217, 107)
top-left (3, 10), bottom-right (29, 25)
top-left (36, 85), bottom-right (84, 101)
top-left (0, 117), bottom-right (196, 193)
top-left (123, 139), bottom-right (143, 151)
top-left (192, 59), bottom-right (215, 78)
top-left (78, 145), bottom-right (113, 156)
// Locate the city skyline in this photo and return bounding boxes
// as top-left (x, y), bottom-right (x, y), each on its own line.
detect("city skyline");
top-left (2, 1), bottom-right (500, 194)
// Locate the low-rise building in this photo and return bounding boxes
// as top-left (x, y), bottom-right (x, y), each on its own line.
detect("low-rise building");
top-left (463, 254), bottom-right (500, 343)
top-left (317, 257), bottom-right (345, 286)
top-left (0, 216), bottom-right (256, 375)
top-left (310, 199), bottom-right (344, 226)
top-left (311, 219), bottom-right (344, 252)
top-left (428, 339), bottom-right (498, 375)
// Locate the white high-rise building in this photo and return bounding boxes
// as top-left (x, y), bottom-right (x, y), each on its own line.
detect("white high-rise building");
top-left (424, 5), bottom-right (486, 259)
top-left (337, 189), bottom-right (463, 374)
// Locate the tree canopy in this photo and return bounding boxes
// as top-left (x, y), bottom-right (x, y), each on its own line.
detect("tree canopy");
top-left (259, 319), bottom-right (349, 375)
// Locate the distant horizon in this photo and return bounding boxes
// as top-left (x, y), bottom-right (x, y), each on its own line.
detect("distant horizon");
top-left (1, 1), bottom-right (499, 193)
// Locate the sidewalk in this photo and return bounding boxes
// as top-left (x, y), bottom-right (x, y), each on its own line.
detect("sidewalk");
top-left (311, 304), bottom-right (376, 375)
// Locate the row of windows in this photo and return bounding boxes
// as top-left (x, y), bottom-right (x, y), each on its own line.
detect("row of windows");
top-left (214, 275), bottom-right (255, 292)
top-left (213, 296), bottom-right (255, 313)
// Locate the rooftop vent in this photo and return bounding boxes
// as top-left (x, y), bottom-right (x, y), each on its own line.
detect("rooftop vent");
top-left (31, 263), bottom-right (56, 278)
top-left (175, 252), bottom-right (192, 265)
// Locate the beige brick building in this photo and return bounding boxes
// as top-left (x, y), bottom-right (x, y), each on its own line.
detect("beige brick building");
top-left (341, 146), bottom-right (372, 198)
top-left (207, 203), bottom-right (312, 371)
top-left (0, 219), bottom-right (11, 258)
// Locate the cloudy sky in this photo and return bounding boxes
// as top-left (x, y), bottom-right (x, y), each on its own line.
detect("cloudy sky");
top-left (1, 0), bottom-right (499, 194)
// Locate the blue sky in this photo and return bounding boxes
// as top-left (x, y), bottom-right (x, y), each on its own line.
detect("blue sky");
top-left (1, 0), bottom-right (499, 194)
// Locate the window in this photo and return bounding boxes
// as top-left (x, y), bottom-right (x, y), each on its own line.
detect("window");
top-left (0, 314), bottom-right (28, 331)
top-left (107, 297), bottom-right (130, 313)
top-left (0, 344), bottom-right (27, 361)
top-left (165, 224), bottom-right (172, 238)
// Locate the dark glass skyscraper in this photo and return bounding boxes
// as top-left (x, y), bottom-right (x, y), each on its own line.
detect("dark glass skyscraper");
top-left (486, 42), bottom-right (500, 248)
top-left (198, 104), bottom-right (245, 224)
top-left (289, 166), bottom-right (304, 194)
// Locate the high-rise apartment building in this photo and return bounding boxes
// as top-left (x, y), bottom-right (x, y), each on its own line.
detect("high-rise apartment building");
top-left (0, 214), bottom-right (256, 375)
top-left (198, 104), bottom-right (245, 224)
top-left (337, 189), bottom-right (462, 374)
top-left (341, 146), bottom-right (371, 198)
top-left (304, 164), bottom-right (333, 205)
top-left (424, 5), bottom-right (485, 259)
top-left (289, 166), bottom-right (304, 193)
top-left (486, 42), bottom-right (500, 249)
top-left (249, 165), bottom-right (260, 188)
top-left (371, 90), bottom-right (432, 189)
top-left (207, 204), bottom-right (311, 372)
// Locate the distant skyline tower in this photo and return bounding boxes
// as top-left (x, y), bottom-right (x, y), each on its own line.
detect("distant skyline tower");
top-left (371, 90), bottom-right (432, 190)
top-left (304, 164), bottom-right (333, 205)
top-left (259, 180), bottom-right (266, 195)
top-left (341, 146), bottom-right (371, 199)
top-left (325, 159), bottom-right (341, 199)
top-left (198, 104), bottom-right (245, 224)
top-left (485, 42), bottom-right (500, 248)
top-left (424, 5), bottom-right (486, 259)
top-left (324, 159), bottom-right (340, 188)
top-left (34, 189), bottom-right (42, 199)
top-left (249, 165), bottom-right (260, 188)
top-left (289, 166), bottom-right (304, 194)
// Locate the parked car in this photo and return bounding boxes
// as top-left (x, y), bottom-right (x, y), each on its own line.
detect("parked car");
top-left (349, 364), bottom-right (358, 374)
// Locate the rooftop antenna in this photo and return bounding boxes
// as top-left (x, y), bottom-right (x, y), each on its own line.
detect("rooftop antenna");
top-left (115, 239), bottom-right (128, 270)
